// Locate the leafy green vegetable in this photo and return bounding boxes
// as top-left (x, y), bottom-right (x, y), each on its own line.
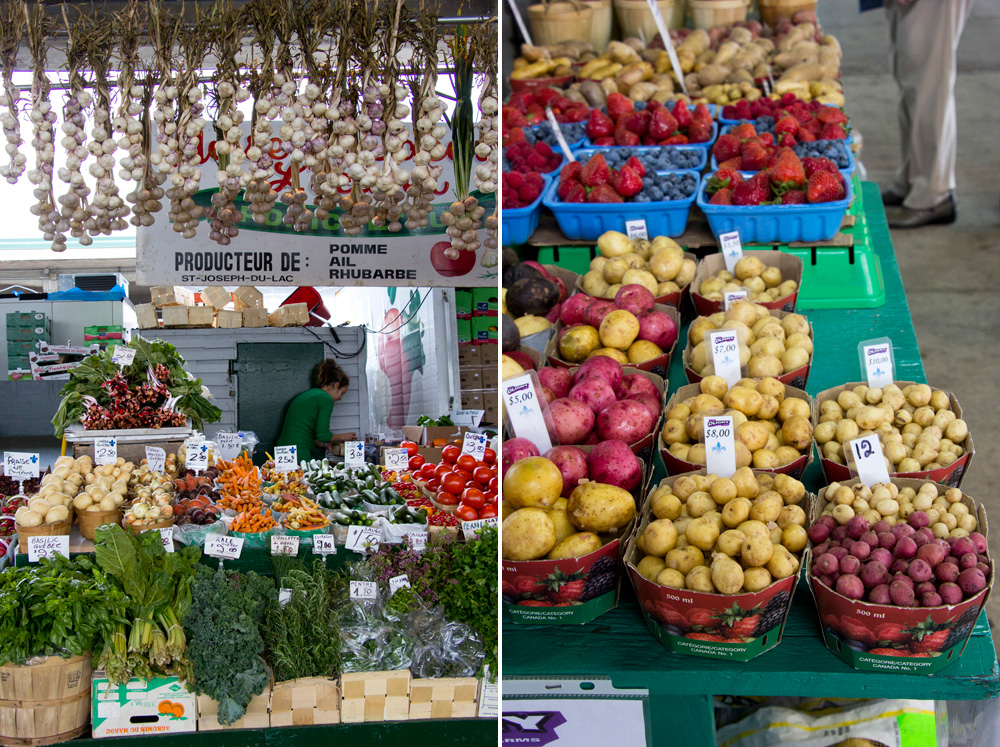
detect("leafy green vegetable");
top-left (415, 415), bottom-right (455, 426)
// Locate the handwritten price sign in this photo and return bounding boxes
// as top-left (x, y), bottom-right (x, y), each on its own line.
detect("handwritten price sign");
top-left (216, 433), bottom-right (242, 461)
top-left (349, 581), bottom-right (377, 601)
top-left (28, 536), bottom-right (70, 563)
top-left (4, 452), bottom-right (40, 481)
top-left (847, 434), bottom-right (891, 487)
top-left (384, 448), bottom-right (409, 471)
top-left (186, 441), bottom-right (209, 472)
top-left (270, 535), bottom-right (300, 556)
top-left (344, 441), bottom-right (365, 469)
top-left (274, 445), bottom-right (297, 473)
top-left (389, 574), bottom-right (411, 595)
top-left (313, 535), bottom-right (337, 556)
top-left (461, 432), bottom-right (487, 460)
top-left (94, 438), bottom-right (117, 466)
top-left (345, 525), bottom-right (380, 554)
top-left (205, 535), bottom-right (244, 560)
top-left (111, 346), bottom-right (136, 367)
top-left (145, 447), bottom-right (166, 474)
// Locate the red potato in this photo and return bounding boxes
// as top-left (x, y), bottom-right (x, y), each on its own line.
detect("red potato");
top-left (586, 439), bottom-right (643, 492)
top-left (504, 350), bottom-right (536, 371)
top-left (543, 445), bottom-right (589, 497)
top-left (548, 397), bottom-right (595, 444)
top-left (628, 393), bottom-right (661, 422)
top-left (569, 376), bottom-right (618, 415)
top-left (538, 367), bottom-right (573, 399)
top-left (614, 284), bottom-right (655, 316)
top-left (636, 310), bottom-right (677, 350)
top-left (541, 387), bottom-right (556, 403)
top-left (560, 294), bottom-right (593, 326)
top-left (502, 438), bottom-right (540, 477)
top-left (617, 373), bottom-right (659, 400)
top-left (583, 300), bottom-right (617, 328)
top-left (545, 302), bottom-right (562, 324)
top-left (573, 355), bottom-right (623, 391)
top-left (596, 399), bottom-right (655, 443)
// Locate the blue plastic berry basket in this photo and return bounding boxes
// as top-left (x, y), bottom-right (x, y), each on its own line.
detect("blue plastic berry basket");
top-left (717, 120), bottom-right (854, 144)
top-left (709, 141), bottom-right (855, 177)
top-left (573, 146), bottom-right (708, 173)
top-left (502, 174), bottom-right (551, 246)
top-left (582, 121), bottom-right (719, 153)
top-left (696, 173), bottom-right (853, 244)
top-left (541, 169), bottom-right (702, 241)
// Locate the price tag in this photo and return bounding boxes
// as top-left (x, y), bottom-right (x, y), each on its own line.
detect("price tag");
top-left (461, 432), bottom-right (487, 460)
top-left (28, 535), bottom-right (70, 563)
top-left (545, 107), bottom-right (576, 163)
top-left (859, 338), bottom-right (895, 389)
top-left (403, 530), bottom-right (427, 551)
top-left (704, 415), bottom-right (736, 478)
top-left (274, 445), bottom-right (297, 473)
top-left (501, 372), bottom-right (553, 453)
top-left (4, 452), bottom-right (40, 480)
top-left (846, 434), bottom-right (891, 487)
top-left (216, 432), bottom-right (242, 461)
top-left (349, 580), bottom-right (378, 601)
top-left (719, 231), bottom-right (743, 273)
top-left (144, 447), bottom-right (166, 474)
top-left (111, 346), bottom-right (136, 366)
top-left (345, 525), bottom-right (380, 554)
top-left (94, 438), bottom-right (117, 466)
top-left (384, 448), bottom-right (409, 471)
top-left (452, 409), bottom-right (485, 427)
top-left (625, 219), bottom-right (648, 240)
top-left (344, 441), bottom-right (365, 469)
top-left (278, 588), bottom-right (292, 608)
top-left (159, 527), bottom-right (174, 553)
top-left (205, 535), bottom-right (244, 560)
top-left (461, 517), bottom-right (499, 539)
top-left (707, 329), bottom-right (743, 388)
top-left (478, 679), bottom-right (498, 719)
top-left (270, 535), bottom-right (300, 556)
top-left (186, 441), bottom-right (209, 473)
top-left (313, 535), bottom-right (337, 556)
top-left (723, 289), bottom-right (749, 310)
top-left (389, 574), bottom-right (411, 595)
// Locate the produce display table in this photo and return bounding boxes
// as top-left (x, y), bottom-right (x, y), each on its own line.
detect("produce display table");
top-left (502, 183), bottom-right (1000, 745)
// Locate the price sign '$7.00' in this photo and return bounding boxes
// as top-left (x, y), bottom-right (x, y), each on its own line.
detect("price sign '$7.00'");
top-left (708, 329), bottom-right (743, 389)
top-left (723, 289), bottom-right (748, 310)
top-left (94, 438), bottom-right (117, 466)
top-left (344, 441), bottom-right (365, 469)
top-left (384, 448), bottom-right (409, 471)
top-left (4, 452), bottom-right (40, 481)
top-left (847, 434), bottom-right (891, 487)
top-left (719, 231), bottom-right (743, 273)
top-left (350, 581), bottom-right (377, 601)
top-left (205, 535), bottom-right (244, 560)
top-left (271, 535), bottom-right (300, 556)
top-left (273, 445), bottom-right (297, 473)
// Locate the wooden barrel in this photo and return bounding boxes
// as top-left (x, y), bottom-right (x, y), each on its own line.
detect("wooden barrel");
top-left (15, 520), bottom-right (72, 555)
top-left (125, 516), bottom-right (174, 536)
top-left (527, 3), bottom-right (594, 47)
top-left (688, 0), bottom-right (749, 29)
top-left (758, 0), bottom-right (816, 27)
top-left (587, 0), bottom-right (613, 52)
top-left (0, 655), bottom-right (91, 746)
top-left (613, 0), bottom-right (675, 41)
top-left (76, 508), bottom-right (122, 541)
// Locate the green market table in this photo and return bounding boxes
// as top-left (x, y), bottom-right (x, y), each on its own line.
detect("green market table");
top-left (502, 182), bottom-right (1000, 745)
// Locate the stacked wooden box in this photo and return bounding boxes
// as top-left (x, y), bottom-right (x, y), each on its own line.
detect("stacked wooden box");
top-left (135, 286), bottom-right (309, 330)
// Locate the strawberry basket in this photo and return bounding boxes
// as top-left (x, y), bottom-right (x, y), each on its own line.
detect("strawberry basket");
top-left (711, 131), bottom-right (855, 176)
top-left (502, 173), bottom-right (551, 246)
top-left (581, 121), bottom-right (718, 153)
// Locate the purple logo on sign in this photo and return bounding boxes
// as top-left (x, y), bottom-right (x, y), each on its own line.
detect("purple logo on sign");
top-left (507, 383), bottom-right (530, 394)
top-left (714, 334), bottom-right (735, 343)
top-left (706, 418), bottom-right (729, 428)
top-left (868, 346), bottom-right (888, 355)
top-left (502, 711), bottom-right (568, 745)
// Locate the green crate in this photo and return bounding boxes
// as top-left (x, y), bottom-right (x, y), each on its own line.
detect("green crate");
top-left (6, 340), bottom-right (41, 355)
top-left (6, 312), bottom-right (46, 328)
top-left (472, 287), bottom-right (498, 314)
top-left (471, 315), bottom-right (498, 342)
top-left (7, 355), bottom-right (31, 369)
top-left (456, 318), bottom-right (472, 345)
top-left (535, 245), bottom-right (596, 277)
top-left (454, 289), bottom-right (473, 317)
top-left (5, 327), bottom-right (48, 342)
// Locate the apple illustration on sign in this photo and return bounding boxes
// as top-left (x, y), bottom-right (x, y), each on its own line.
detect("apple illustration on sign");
top-left (430, 241), bottom-right (476, 277)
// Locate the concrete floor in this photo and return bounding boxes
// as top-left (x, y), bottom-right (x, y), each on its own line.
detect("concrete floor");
top-left (827, 2), bottom-right (1000, 651)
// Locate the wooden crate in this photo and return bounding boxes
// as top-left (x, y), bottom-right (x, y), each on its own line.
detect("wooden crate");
top-left (201, 286), bottom-right (232, 310)
top-left (150, 286), bottom-right (195, 308)
top-left (232, 286), bottom-right (263, 311)
top-left (268, 303), bottom-right (309, 327)
top-left (408, 677), bottom-right (480, 720)
top-left (242, 308), bottom-right (269, 328)
top-left (196, 689), bottom-right (270, 731)
top-left (187, 306), bottom-right (214, 328)
top-left (270, 678), bottom-right (340, 727)
top-left (214, 309), bottom-right (243, 329)
top-left (161, 305), bottom-right (190, 328)
top-left (135, 303), bottom-right (159, 330)
top-left (340, 670), bottom-right (410, 723)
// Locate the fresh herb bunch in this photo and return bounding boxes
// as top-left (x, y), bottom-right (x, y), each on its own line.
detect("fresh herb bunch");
top-left (52, 337), bottom-right (221, 437)
top-left (370, 540), bottom-right (440, 604)
top-left (184, 567), bottom-right (275, 725)
top-left (0, 555), bottom-right (128, 664)
top-left (94, 524), bottom-right (202, 684)
top-left (263, 561), bottom-right (343, 682)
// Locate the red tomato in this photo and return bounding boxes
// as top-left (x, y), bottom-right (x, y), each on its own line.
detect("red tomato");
top-left (483, 448), bottom-right (496, 464)
top-left (488, 477), bottom-right (499, 493)
top-left (434, 463), bottom-right (453, 479)
top-left (473, 466), bottom-right (493, 485)
top-left (436, 490), bottom-right (459, 506)
top-left (400, 441), bottom-right (419, 457)
top-left (407, 455), bottom-right (425, 471)
top-left (418, 462), bottom-right (437, 479)
top-left (456, 454), bottom-right (477, 472)
top-left (453, 468), bottom-right (473, 483)
top-left (462, 487), bottom-right (485, 510)
top-left (457, 505), bottom-right (479, 521)
top-left (442, 472), bottom-right (466, 496)
top-left (426, 478), bottom-right (441, 492)
top-left (442, 445), bottom-right (461, 464)
top-left (485, 491), bottom-right (497, 505)
top-left (479, 505), bottom-right (498, 519)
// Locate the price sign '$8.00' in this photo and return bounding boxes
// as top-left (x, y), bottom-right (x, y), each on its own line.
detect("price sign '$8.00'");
top-left (205, 535), bottom-right (244, 560)
top-left (94, 438), bottom-right (117, 466)
top-left (313, 535), bottom-right (337, 556)
top-left (708, 329), bottom-right (743, 389)
top-left (111, 346), bottom-right (136, 367)
top-left (704, 416), bottom-right (736, 478)
top-left (28, 536), bottom-right (69, 563)
top-left (345, 525), bottom-right (380, 554)
top-left (271, 535), bottom-right (300, 556)
top-left (461, 432), bottom-right (487, 460)
top-left (502, 373), bottom-right (553, 453)
top-left (273, 445), bottom-right (297, 473)
top-left (719, 231), bottom-right (743, 273)
top-left (384, 448), bottom-right (409, 472)
top-left (216, 432), bottom-right (242, 461)
top-left (145, 447), bottom-right (165, 474)
top-left (350, 581), bottom-right (378, 601)
top-left (4, 452), bottom-right (40, 481)
top-left (847, 434), bottom-right (891, 487)
top-left (344, 441), bottom-right (365, 469)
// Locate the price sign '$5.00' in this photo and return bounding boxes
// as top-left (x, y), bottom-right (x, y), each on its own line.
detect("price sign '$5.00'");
top-left (461, 432), bottom-right (487, 460)
top-left (704, 416), bottom-right (736, 478)
top-left (723, 289), bottom-right (748, 310)
top-left (186, 441), bottom-right (209, 473)
top-left (502, 373), bottom-right (552, 453)
top-left (719, 231), bottom-right (743, 273)
top-left (216, 432), bottom-right (242, 461)
top-left (344, 441), bottom-right (365, 469)
top-left (111, 346), bottom-right (136, 367)
top-left (389, 574), bottom-right (411, 595)
top-left (271, 535), bottom-right (300, 556)
top-left (350, 581), bottom-right (377, 601)
top-left (625, 219), bottom-right (648, 240)
top-left (205, 535), bottom-right (244, 560)
top-left (273, 445), bottom-right (297, 473)
top-left (384, 448), bottom-right (409, 472)
top-left (145, 447), bottom-right (165, 474)
top-left (28, 536), bottom-right (69, 563)
top-left (708, 329), bottom-right (743, 389)
top-left (94, 438), bottom-right (117, 466)
top-left (345, 525), bottom-right (380, 554)
top-left (861, 340), bottom-right (895, 389)
top-left (4, 452), bottom-right (40, 481)
top-left (847, 434), bottom-right (891, 487)
top-left (313, 535), bottom-right (337, 556)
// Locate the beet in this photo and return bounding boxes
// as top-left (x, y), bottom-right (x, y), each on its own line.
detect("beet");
top-left (960, 553), bottom-right (979, 570)
top-left (939, 582), bottom-right (963, 605)
top-left (813, 552), bottom-right (839, 576)
top-left (836, 574), bottom-right (865, 600)
top-left (808, 524), bottom-right (831, 544)
top-left (951, 536), bottom-right (976, 558)
top-left (850, 541), bottom-right (871, 561)
top-left (860, 560), bottom-right (888, 589)
top-left (908, 510), bottom-right (930, 529)
top-left (870, 548), bottom-right (893, 567)
top-left (891, 523), bottom-right (914, 540)
top-left (935, 563), bottom-right (959, 583)
top-left (868, 584), bottom-right (891, 605)
top-left (908, 559), bottom-right (933, 583)
top-left (970, 532), bottom-right (988, 554)
top-left (921, 591), bottom-right (943, 607)
top-left (894, 537), bottom-right (917, 559)
top-left (846, 515), bottom-right (869, 540)
top-left (915, 543), bottom-right (947, 567)
top-left (501, 314), bottom-right (521, 353)
top-left (839, 555), bottom-right (861, 575)
top-left (889, 579), bottom-right (915, 606)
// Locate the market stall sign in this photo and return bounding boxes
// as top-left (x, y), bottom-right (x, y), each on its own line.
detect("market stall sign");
top-left (708, 329), bottom-right (743, 388)
top-left (4, 452), bottom-right (40, 481)
top-left (271, 535), bottom-right (300, 556)
top-left (345, 525), bottom-right (380, 554)
top-left (145, 447), bottom-right (165, 474)
top-left (28, 536), bottom-right (69, 563)
top-left (95, 438), bottom-right (117, 466)
top-left (384, 448), bottom-right (409, 471)
top-left (205, 535), bottom-right (244, 560)
top-left (403, 530), bottom-right (427, 551)
top-left (461, 517), bottom-right (499, 539)
top-left (313, 535), bottom-right (337, 556)
top-left (216, 433), bottom-right (243, 461)
top-left (846, 434), bottom-right (891, 487)
top-left (186, 441), bottom-right (209, 473)
top-left (860, 338), bottom-right (895, 388)
top-left (704, 416), bottom-right (736, 478)
top-left (451, 409), bottom-right (485, 427)
top-left (625, 219), bottom-right (648, 240)
top-left (156, 527), bottom-right (174, 553)
top-left (349, 580), bottom-right (377, 601)
top-left (461, 432), bottom-right (487, 460)
top-left (344, 441), bottom-right (365, 469)
top-left (723, 289), bottom-right (748, 310)
top-left (502, 373), bottom-right (554, 453)
top-left (719, 231), bottom-right (743, 273)
top-left (274, 445), bottom-right (298, 473)
top-left (389, 574), bottom-right (411, 594)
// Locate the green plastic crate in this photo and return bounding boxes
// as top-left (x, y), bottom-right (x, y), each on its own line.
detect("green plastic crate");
top-left (535, 245), bottom-right (597, 276)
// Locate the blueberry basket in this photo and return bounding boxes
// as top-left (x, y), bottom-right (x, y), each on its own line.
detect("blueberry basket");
top-left (574, 145), bottom-right (707, 173)
top-left (709, 138), bottom-right (855, 176)
top-left (542, 169), bottom-right (701, 240)
top-left (525, 120), bottom-right (587, 151)
top-left (717, 120), bottom-right (854, 144)
top-left (502, 173), bottom-right (551, 246)
top-left (582, 121), bottom-right (718, 152)
top-left (696, 173), bottom-right (853, 244)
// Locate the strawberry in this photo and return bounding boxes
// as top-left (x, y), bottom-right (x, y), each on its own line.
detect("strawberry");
top-left (793, 108), bottom-right (812, 125)
top-left (692, 103), bottom-right (712, 124)
top-left (502, 580), bottom-right (517, 598)
top-left (733, 171), bottom-right (772, 205)
top-left (591, 136), bottom-right (615, 146)
top-left (817, 106), bottom-right (848, 125)
top-left (821, 123), bottom-right (848, 140)
top-left (514, 575), bottom-right (548, 597)
top-left (802, 118), bottom-right (823, 136)
top-left (688, 120), bottom-right (713, 144)
top-left (769, 151), bottom-right (806, 193)
top-left (584, 109), bottom-right (615, 140)
top-left (502, 106), bottom-right (528, 129)
top-left (645, 99), bottom-right (662, 112)
top-left (560, 161), bottom-right (583, 183)
top-left (518, 600), bottom-right (554, 607)
top-left (806, 171), bottom-right (845, 203)
top-left (503, 127), bottom-right (526, 147)
top-left (560, 180), bottom-right (587, 203)
top-left (580, 153), bottom-right (612, 187)
top-left (757, 132), bottom-right (774, 147)
top-left (612, 164), bottom-right (643, 197)
top-left (613, 125), bottom-right (641, 147)
top-left (706, 168), bottom-right (743, 193)
top-left (648, 107), bottom-right (679, 140)
top-left (780, 189), bottom-right (806, 204)
top-left (587, 183), bottom-right (624, 203)
top-left (779, 133), bottom-right (797, 148)
top-left (625, 156), bottom-right (647, 178)
top-left (671, 99), bottom-right (693, 128)
top-left (712, 133), bottom-right (743, 163)
top-left (728, 615), bottom-right (760, 639)
top-left (605, 92), bottom-right (634, 123)
top-left (839, 618), bottom-right (877, 647)
top-left (775, 115), bottom-right (799, 137)
top-left (709, 187), bottom-right (734, 205)
top-left (802, 157), bottom-right (838, 178)
top-left (910, 629), bottom-right (950, 654)
top-left (798, 129), bottom-right (816, 143)
top-left (550, 579), bottom-right (585, 604)
top-left (652, 602), bottom-right (689, 630)
top-left (740, 143), bottom-right (769, 171)
top-left (535, 88), bottom-right (560, 107)
top-left (874, 622), bottom-right (911, 646)
top-left (536, 141), bottom-right (555, 158)
top-left (518, 184), bottom-right (541, 203)
top-left (686, 608), bottom-right (717, 630)
top-left (623, 110), bottom-right (651, 136)
top-left (867, 647), bottom-right (910, 656)
top-left (719, 157), bottom-right (742, 171)
top-left (661, 134), bottom-right (688, 145)
top-left (731, 123), bottom-right (758, 140)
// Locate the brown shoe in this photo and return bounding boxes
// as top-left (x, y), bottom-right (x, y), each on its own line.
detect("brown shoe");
top-left (880, 187), bottom-right (907, 206)
top-left (885, 194), bottom-right (956, 228)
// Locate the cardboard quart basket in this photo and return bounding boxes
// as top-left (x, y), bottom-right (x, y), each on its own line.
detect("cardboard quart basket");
top-left (813, 382), bottom-right (975, 489)
top-left (808, 478), bottom-right (992, 674)
top-left (683, 308), bottom-right (814, 391)
top-left (544, 303), bottom-right (681, 381)
top-left (691, 250), bottom-right (803, 316)
top-left (573, 251), bottom-right (698, 310)
top-left (660, 382), bottom-right (815, 480)
top-left (503, 519), bottom-right (637, 626)
top-left (625, 469), bottom-right (808, 660)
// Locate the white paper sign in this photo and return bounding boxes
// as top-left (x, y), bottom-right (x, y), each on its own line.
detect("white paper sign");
top-left (144, 447), bottom-right (166, 475)
top-left (847, 435), bottom-right (892, 487)
top-left (28, 535), bottom-right (70, 563)
top-left (111, 346), bottom-right (136, 366)
top-left (313, 535), bottom-right (337, 555)
top-left (723, 289), bottom-right (748, 310)
top-left (719, 231), bottom-right (744, 273)
top-left (271, 535), bottom-right (300, 556)
top-left (274, 445), bottom-right (297, 473)
top-left (545, 107), bottom-right (576, 163)
top-left (461, 517), bottom-right (499, 538)
top-left (186, 441), bottom-right (209, 472)
top-left (861, 340), bottom-right (894, 388)
top-left (708, 329), bottom-right (743, 388)
top-left (4, 452), bottom-right (40, 480)
top-left (346, 525), bottom-right (380, 553)
top-left (490, 436), bottom-right (499, 453)
top-left (502, 697), bottom-right (647, 745)
top-left (452, 409), bottom-right (485, 427)
top-left (344, 441), bottom-right (365, 469)
top-left (205, 535), bottom-right (244, 560)
top-left (384, 448), bottom-right (409, 471)
top-left (704, 415), bottom-right (737, 478)
top-left (462, 432), bottom-right (488, 460)
top-left (625, 219), bottom-right (648, 240)
top-left (94, 438), bottom-right (117, 466)
top-left (404, 530), bottom-right (428, 551)
top-left (159, 527), bottom-right (174, 553)
top-left (478, 680), bottom-right (498, 719)
top-left (349, 580), bottom-right (378, 601)
top-left (389, 574), bottom-right (411, 594)
top-left (502, 373), bottom-right (553, 453)
top-left (278, 588), bottom-right (292, 607)
top-left (216, 432), bottom-right (243, 461)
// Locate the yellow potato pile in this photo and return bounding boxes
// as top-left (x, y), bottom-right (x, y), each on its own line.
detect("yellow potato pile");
top-left (558, 308), bottom-right (663, 365)
top-left (661, 377), bottom-right (814, 469)
top-left (581, 231), bottom-right (696, 300)
top-left (15, 455), bottom-right (133, 528)
top-left (816, 383), bottom-right (969, 471)
top-left (698, 256), bottom-right (798, 304)
top-left (634, 469), bottom-right (806, 594)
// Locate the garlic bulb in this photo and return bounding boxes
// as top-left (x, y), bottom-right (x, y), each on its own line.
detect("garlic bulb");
top-left (28, 90), bottom-right (64, 251)
top-left (0, 85), bottom-right (25, 184)
top-left (205, 77), bottom-right (250, 246)
top-left (120, 83), bottom-right (165, 229)
top-left (403, 85), bottom-right (445, 229)
top-left (475, 89), bottom-right (498, 195)
top-left (245, 75), bottom-right (281, 225)
top-left (440, 195), bottom-right (485, 258)
top-left (164, 84), bottom-right (206, 239)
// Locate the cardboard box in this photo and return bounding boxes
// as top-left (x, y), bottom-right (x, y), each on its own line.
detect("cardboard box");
top-left (200, 286), bottom-right (232, 310)
top-left (232, 286), bottom-right (264, 311)
top-left (269, 303), bottom-right (309, 327)
top-left (340, 671), bottom-right (410, 723)
top-left (150, 286), bottom-right (195, 308)
top-left (458, 345), bottom-right (483, 367)
top-left (454, 289), bottom-right (473, 318)
top-left (92, 672), bottom-right (196, 738)
top-left (270, 678), bottom-right (341, 727)
top-left (461, 391), bottom-right (485, 409)
top-left (7, 368), bottom-right (32, 381)
top-left (482, 366), bottom-right (498, 389)
top-left (400, 425), bottom-right (470, 446)
top-left (691, 250), bottom-right (803, 315)
top-left (242, 308), bottom-right (269, 328)
top-left (471, 316), bottom-right (498, 342)
top-left (459, 368), bottom-right (484, 389)
top-left (472, 287), bottom-right (499, 315)
top-left (196, 690), bottom-right (270, 731)
top-left (161, 305), bottom-right (190, 328)
top-left (135, 304), bottom-right (160, 330)
top-left (214, 309), bottom-right (243, 329)
top-left (480, 344), bottom-right (499, 366)
top-left (186, 306), bottom-right (215, 328)
top-left (456, 319), bottom-right (472, 345)
top-left (409, 677), bottom-right (480, 720)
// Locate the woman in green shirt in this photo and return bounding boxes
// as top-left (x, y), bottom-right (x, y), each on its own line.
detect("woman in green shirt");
top-left (276, 360), bottom-right (357, 460)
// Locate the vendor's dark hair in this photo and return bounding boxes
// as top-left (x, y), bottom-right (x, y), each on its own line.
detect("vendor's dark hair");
top-left (313, 359), bottom-right (349, 389)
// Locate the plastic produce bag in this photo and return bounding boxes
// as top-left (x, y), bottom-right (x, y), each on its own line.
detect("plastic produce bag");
top-left (173, 520), bottom-right (227, 547)
top-left (404, 604), bottom-right (484, 679)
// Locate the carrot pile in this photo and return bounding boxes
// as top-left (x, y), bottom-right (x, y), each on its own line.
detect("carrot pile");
top-left (231, 508), bottom-right (278, 533)
top-left (216, 454), bottom-right (264, 512)
top-left (281, 496), bottom-right (328, 531)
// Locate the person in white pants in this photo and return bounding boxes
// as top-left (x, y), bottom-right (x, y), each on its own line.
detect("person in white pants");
top-left (874, 0), bottom-right (976, 228)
